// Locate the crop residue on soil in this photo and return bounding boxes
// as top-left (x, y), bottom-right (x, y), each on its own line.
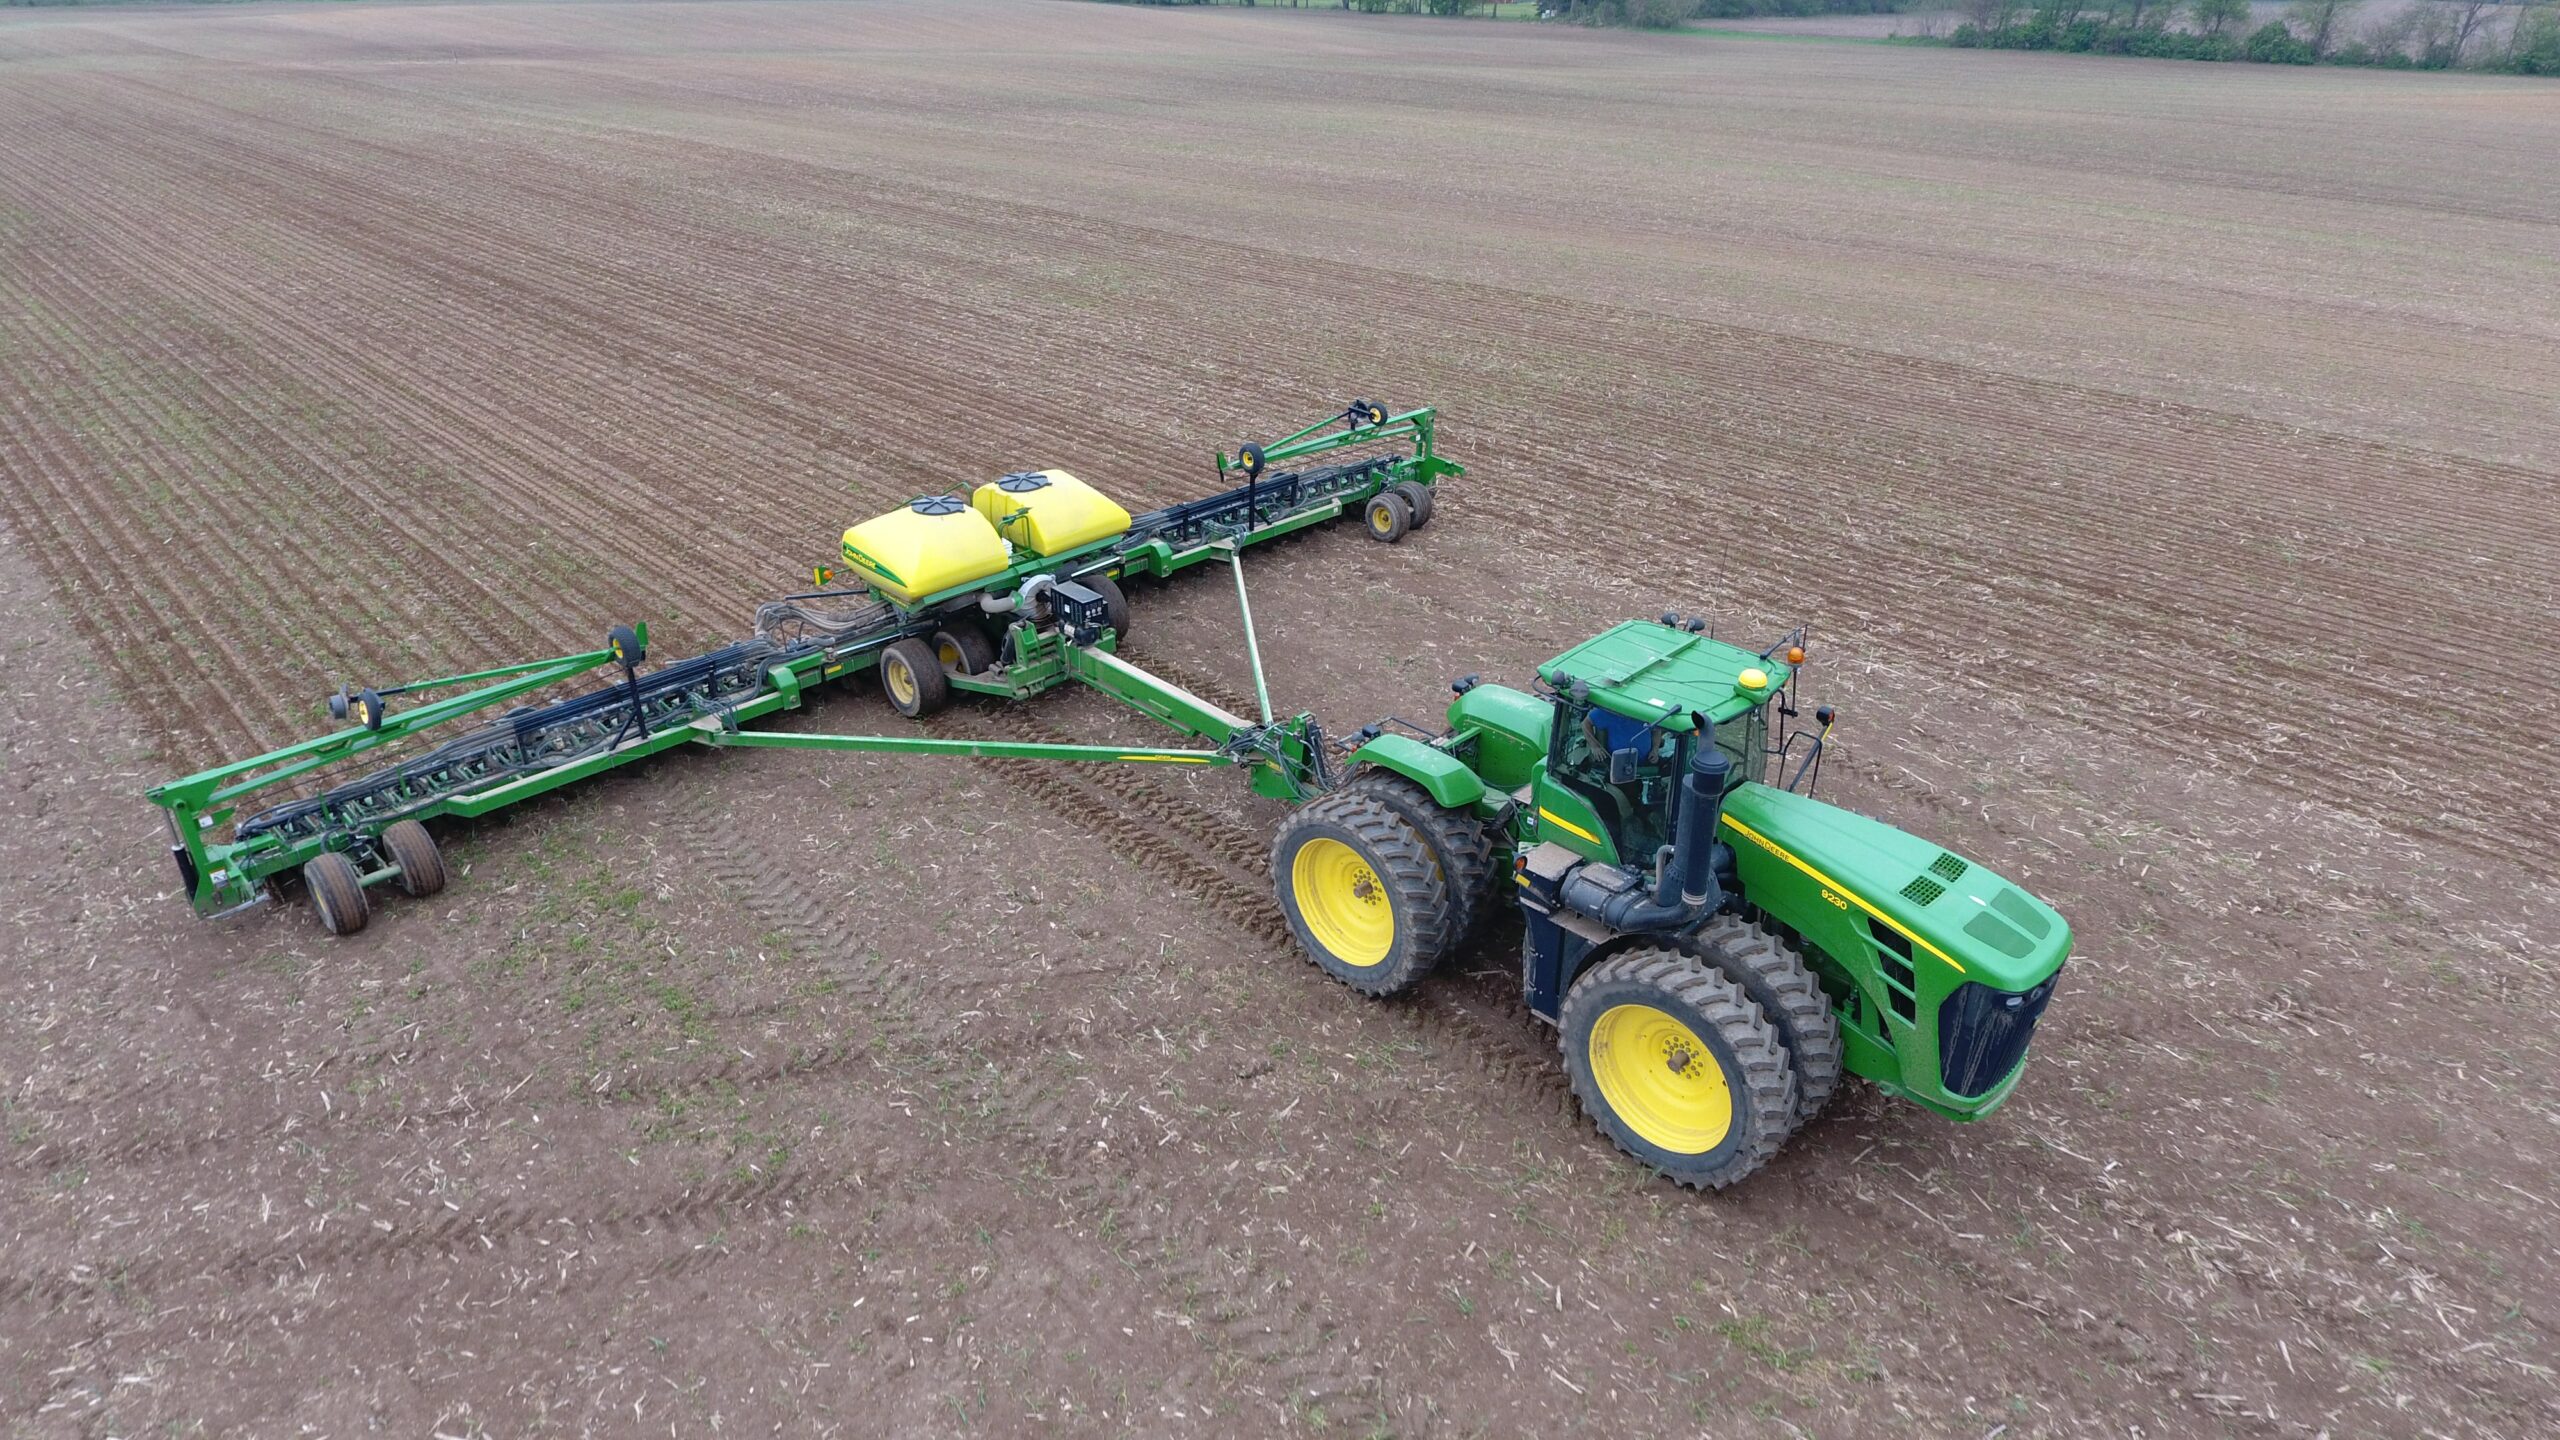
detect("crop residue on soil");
top-left (0, 2), bottom-right (2553, 1435)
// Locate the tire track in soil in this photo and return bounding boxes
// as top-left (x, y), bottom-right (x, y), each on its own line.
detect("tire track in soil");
top-left (1112, 641), bottom-right (1268, 728)
top-left (0, 1168), bottom-right (828, 1312)
top-left (4, 1027), bottom-right (890, 1180)
top-left (647, 686), bottom-right (1608, 1410)
top-left (658, 764), bottom-right (1386, 1411)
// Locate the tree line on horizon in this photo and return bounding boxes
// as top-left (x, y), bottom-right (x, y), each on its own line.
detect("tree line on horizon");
top-left (1937, 0), bottom-right (2558, 70)
top-left (1117, 1), bottom-right (1909, 21)
top-left (1116, 0), bottom-right (2556, 67)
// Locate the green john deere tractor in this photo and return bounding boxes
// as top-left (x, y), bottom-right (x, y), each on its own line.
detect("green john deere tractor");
top-left (1288, 619), bottom-right (2070, 1188)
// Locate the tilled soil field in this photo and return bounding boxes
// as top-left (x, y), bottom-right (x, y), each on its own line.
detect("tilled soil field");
top-left (1, 2), bottom-right (2553, 1435)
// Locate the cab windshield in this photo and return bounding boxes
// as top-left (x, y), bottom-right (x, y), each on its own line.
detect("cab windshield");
top-left (1550, 701), bottom-right (1687, 862)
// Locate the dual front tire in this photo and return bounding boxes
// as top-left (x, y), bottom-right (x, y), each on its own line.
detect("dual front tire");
top-left (1560, 949), bottom-right (1797, 1191)
top-left (1559, 920), bottom-right (1844, 1190)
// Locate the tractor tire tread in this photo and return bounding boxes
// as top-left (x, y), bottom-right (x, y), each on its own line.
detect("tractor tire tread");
top-left (1346, 769), bottom-right (1497, 950)
top-left (1561, 947), bottom-right (1796, 1190)
top-left (1684, 915), bottom-right (1843, 1128)
top-left (1272, 790), bottom-right (1452, 997)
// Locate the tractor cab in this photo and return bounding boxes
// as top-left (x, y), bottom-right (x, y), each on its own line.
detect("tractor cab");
top-left (1546, 694), bottom-right (1687, 864)
top-left (1530, 620), bottom-right (1791, 865)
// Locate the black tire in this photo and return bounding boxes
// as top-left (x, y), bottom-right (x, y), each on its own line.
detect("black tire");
top-left (304, 851), bottom-right (370, 936)
top-left (879, 638), bottom-right (951, 718)
top-left (1345, 769), bottom-right (1498, 955)
top-left (1390, 481), bottom-right (1434, 530)
top-left (1560, 948), bottom-right (1796, 1190)
top-left (1362, 490), bottom-right (1411, 545)
top-left (931, 625), bottom-right (998, 676)
top-left (380, 819), bottom-right (446, 899)
top-left (1683, 915), bottom-right (1842, 1129)
top-left (1084, 572), bottom-right (1132, 641)
top-left (1271, 790), bottom-right (1452, 997)
top-left (1236, 442), bottom-right (1267, 480)
top-left (607, 624), bottom-right (646, 668)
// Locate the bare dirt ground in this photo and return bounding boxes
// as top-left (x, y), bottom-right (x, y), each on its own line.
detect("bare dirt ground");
top-left (0, 2), bottom-right (2554, 1435)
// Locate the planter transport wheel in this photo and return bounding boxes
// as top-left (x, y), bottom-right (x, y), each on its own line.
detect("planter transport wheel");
top-left (879, 638), bottom-right (952, 718)
top-left (304, 852), bottom-right (370, 936)
top-left (932, 626), bottom-right (998, 676)
top-left (1390, 480), bottom-right (1433, 529)
top-left (380, 819), bottom-right (446, 898)
top-left (1085, 573), bottom-right (1132, 641)
top-left (1364, 491), bottom-right (1412, 545)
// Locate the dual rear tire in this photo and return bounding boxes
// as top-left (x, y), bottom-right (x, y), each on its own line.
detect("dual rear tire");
top-left (1271, 790), bottom-right (1453, 996)
top-left (1270, 775), bottom-right (1500, 998)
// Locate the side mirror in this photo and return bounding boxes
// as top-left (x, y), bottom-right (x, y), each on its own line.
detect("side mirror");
top-left (1608, 747), bottom-right (1641, 785)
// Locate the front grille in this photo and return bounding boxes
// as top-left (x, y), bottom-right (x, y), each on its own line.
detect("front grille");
top-left (1937, 971), bottom-right (2062, 1097)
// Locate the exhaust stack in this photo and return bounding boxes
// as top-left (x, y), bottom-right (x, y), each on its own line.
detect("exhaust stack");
top-left (1559, 737), bottom-right (1732, 931)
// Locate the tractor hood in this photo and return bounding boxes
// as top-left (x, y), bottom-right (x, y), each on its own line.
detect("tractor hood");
top-left (1538, 621), bottom-right (1793, 729)
top-left (1719, 782), bottom-right (2069, 996)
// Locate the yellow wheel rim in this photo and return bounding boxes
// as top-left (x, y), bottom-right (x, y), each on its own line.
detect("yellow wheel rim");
top-left (936, 639), bottom-right (964, 672)
top-left (1291, 837), bottom-right (1393, 967)
top-left (1370, 504), bottom-right (1392, 534)
top-left (885, 655), bottom-right (917, 707)
top-left (1588, 1003), bottom-right (1732, 1154)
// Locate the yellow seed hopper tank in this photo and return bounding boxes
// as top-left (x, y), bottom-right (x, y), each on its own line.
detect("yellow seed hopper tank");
top-left (973, 470), bottom-right (1131, 558)
top-left (837, 496), bottom-right (1014, 606)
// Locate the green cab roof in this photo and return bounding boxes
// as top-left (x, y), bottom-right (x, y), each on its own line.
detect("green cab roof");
top-left (1537, 620), bottom-right (1793, 730)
